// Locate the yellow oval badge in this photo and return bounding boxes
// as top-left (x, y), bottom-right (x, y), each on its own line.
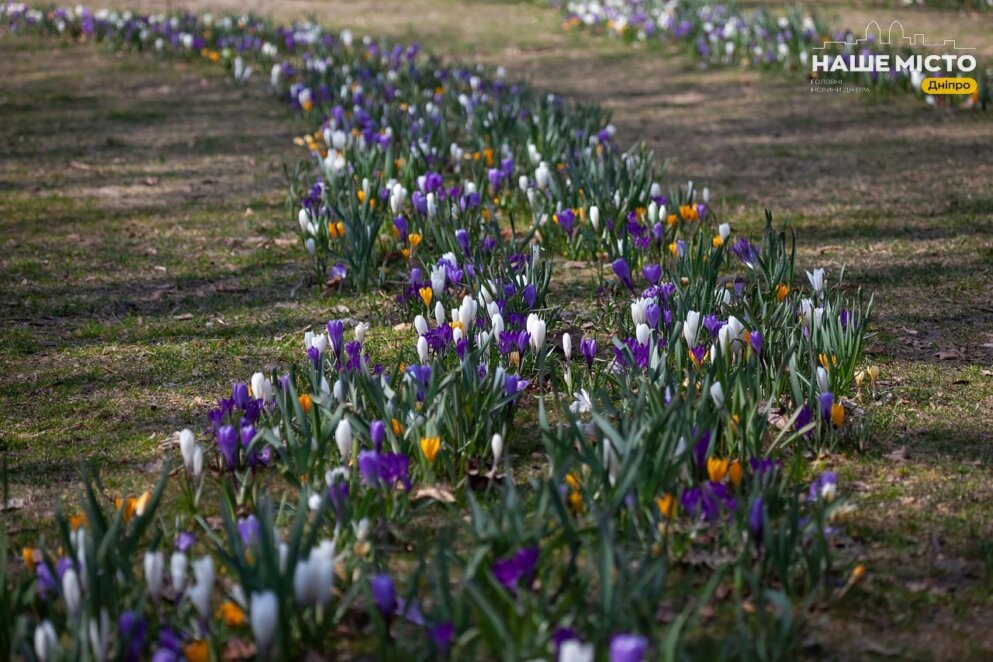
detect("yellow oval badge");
top-left (921, 77), bottom-right (977, 95)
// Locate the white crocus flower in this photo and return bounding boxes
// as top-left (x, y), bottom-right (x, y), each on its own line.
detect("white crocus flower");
top-left (417, 335), bottom-right (429, 363)
top-left (62, 568), bottom-right (81, 617)
top-left (414, 314), bottom-right (428, 336)
top-left (34, 620), bottom-right (59, 661)
top-left (559, 639), bottom-right (595, 662)
top-left (636, 323), bottom-right (651, 347)
top-left (535, 161), bottom-right (550, 190)
top-left (251, 591), bottom-right (279, 653)
top-left (491, 433), bottom-right (504, 468)
top-left (589, 205), bottom-right (600, 231)
top-left (683, 310), bottom-right (701, 345)
top-left (144, 551), bottom-right (165, 600)
top-left (335, 419), bottom-right (353, 465)
top-left (170, 551), bottom-right (188, 593)
top-left (806, 268), bottom-right (825, 294)
top-left (562, 333), bottom-right (572, 361)
top-left (179, 428), bottom-right (197, 474)
top-left (817, 366), bottom-right (829, 393)
top-left (434, 301), bottom-right (446, 327)
top-left (251, 372), bottom-right (273, 403)
top-left (354, 322), bottom-right (369, 343)
top-left (719, 222), bottom-right (730, 243)
top-left (570, 389), bottom-right (593, 414)
top-left (631, 299), bottom-right (649, 326)
top-left (88, 609), bottom-right (111, 662)
top-left (188, 556), bottom-right (215, 618)
top-left (710, 382), bottom-right (725, 409)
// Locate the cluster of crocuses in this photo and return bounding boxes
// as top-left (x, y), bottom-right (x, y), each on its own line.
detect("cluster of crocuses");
top-left (4, 4), bottom-right (874, 659)
top-left (557, 0), bottom-right (988, 106)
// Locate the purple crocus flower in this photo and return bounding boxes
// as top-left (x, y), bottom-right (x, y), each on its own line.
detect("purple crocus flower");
top-left (557, 208), bottom-right (576, 237)
top-left (492, 547), bottom-right (539, 592)
top-left (327, 320), bottom-right (345, 357)
top-left (307, 345), bottom-right (321, 370)
top-left (238, 515), bottom-right (260, 546)
top-left (487, 168), bottom-right (503, 191)
top-left (645, 303), bottom-right (661, 329)
top-left (411, 191), bottom-right (427, 214)
top-left (217, 425), bottom-right (239, 471)
top-left (36, 563), bottom-right (58, 599)
top-left (749, 331), bottom-right (764, 354)
top-left (393, 216), bottom-right (409, 241)
top-left (689, 344), bottom-right (708, 366)
top-left (580, 337), bottom-right (597, 368)
top-left (609, 634), bottom-right (649, 662)
top-left (819, 391), bottom-right (834, 421)
top-left (808, 472), bottom-right (838, 502)
top-left (523, 283), bottom-right (537, 309)
top-left (232, 382), bottom-right (250, 410)
top-left (358, 450), bottom-right (381, 487)
top-left (175, 531), bottom-right (195, 552)
top-left (380, 453), bottom-right (411, 491)
top-left (795, 404), bottom-right (813, 433)
top-left (455, 228), bottom-right (470, 255)
top-left (748, 497), bottom-right (765, 543)
top-left (642, 263), bottom-right (662, 285)
top-left (612, 258), bottom-right (633, 291)
top-left (370, 574), bottom-right (397, 618)
top-left (703, 314), bottom-right (722, 339)
top-left (692, 430), bottom-right (712, 472)
top-left (839, 309), bottom-right (852, 331)
top-left (428, 622), bottom-right (455, 653)
top-left (504, 374), bottom-right (529, 399)
top-left (120, 610), bottom-right (147, 662)
top-left (370, 419), bottom-right (386, 452)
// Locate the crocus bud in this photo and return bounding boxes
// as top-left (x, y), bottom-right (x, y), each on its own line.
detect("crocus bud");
top-left (529, 318), bottom-right (546, 351)
top-left (518, 175), bottom-right (529, 192)
top-left (188, 556), bottom-right (215, 618)
top-left (335, 419), bottom-right (353, 464)
top-left (144, 551), bottom-right (165, 600)
top-left (192, 446), bottom-right (204, 479)
top-left (305, 238), bottom-right (316, 256)
top-left (683, 311), bottom-right (701, 345)
top-left (354, 322), bottom-right (369, 343)
top-left (434, 301), bottom-right (445, 327)
top-left (559, 639), bottom-right (594, 662)
top-left (62, 568), bottom-right (81, 616)
top-left (491, 313), bottom-right (504, 339)
top-left (491, 433), bottom-right (504, 467)
top-left (298, 209), bottom-right (310, 233)
top-left (562, 333), bottom-right (572, 361)
top-left (170, 552), bottom-right (188, 594)
top-left (816, 366), bottom-right (829, 393)
top-left (251, 591), bottom-right (279, 653)
top-left (89, 609), bottom-right (110, 662)
top-left (414, 315), bottom-right (428, 336)
top-left (719, 223), bottom-right (730, 243)
top-left (417, 336), bottom-right (428, 363)
top-left (535, 162), bottom-right (550, 190)
top-left (251, 372), bottom-right (273, 404)
top-left (589, 206), bottom-right (600, 231)
top-left (710, 382), bottom-right (725, 409)
top-left (636, 323), bottom-right (651, 346)
top-left (370, 420), bottom-right (386, 452)
top-left (34, 620), bottom-right (58, 661)
top-left (179, 429), bottom-right (196, 474)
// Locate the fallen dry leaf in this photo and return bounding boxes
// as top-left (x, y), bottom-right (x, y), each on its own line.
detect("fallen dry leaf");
top-left (413, 486), bottom-right (456, 503)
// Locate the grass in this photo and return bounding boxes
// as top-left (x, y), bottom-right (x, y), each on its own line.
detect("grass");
top-left (3, 0), bottom-right (993, 655)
